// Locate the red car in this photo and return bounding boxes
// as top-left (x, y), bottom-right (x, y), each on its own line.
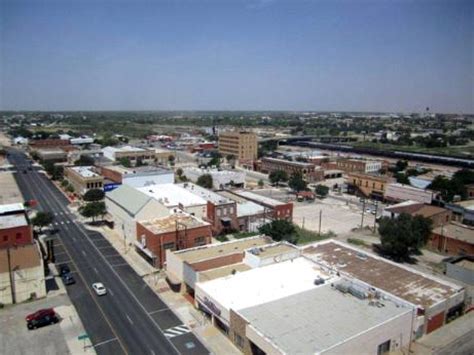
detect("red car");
top-left (26, 308), bottom-right (58, 330)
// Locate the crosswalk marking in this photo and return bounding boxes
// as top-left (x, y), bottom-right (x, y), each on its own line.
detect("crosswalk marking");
top-left (163, 325), bottom-right (191, 338)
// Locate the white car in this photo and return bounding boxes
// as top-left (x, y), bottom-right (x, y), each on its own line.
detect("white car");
top-left (92, 282), bottom-right (107, 296)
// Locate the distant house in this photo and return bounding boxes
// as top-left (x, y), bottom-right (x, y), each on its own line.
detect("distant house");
top-left (383, 201), bottom-right (451, 227)
top-left (429, 223), bottom-right (474, 256)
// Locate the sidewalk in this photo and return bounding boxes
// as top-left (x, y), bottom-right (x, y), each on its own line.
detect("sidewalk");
top-left (82, 221), bottom-right (240, 354)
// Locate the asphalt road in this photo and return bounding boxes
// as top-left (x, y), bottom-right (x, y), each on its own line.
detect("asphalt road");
top-left (8, 149), bottom-right (209, 355)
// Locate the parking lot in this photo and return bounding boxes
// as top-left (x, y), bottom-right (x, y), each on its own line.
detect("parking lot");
top-left (253, 188), bottom-right (378, 236)
top-left (0, 293), bottom-right (93, 355)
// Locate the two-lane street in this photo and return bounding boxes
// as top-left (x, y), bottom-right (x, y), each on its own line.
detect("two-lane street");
top-left (8, 149), bottom-right (208, 355)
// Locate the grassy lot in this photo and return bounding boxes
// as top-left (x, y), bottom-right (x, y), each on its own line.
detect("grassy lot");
top-left (353, 141), bottom-right (474, 158)
top-left (295, 226), bottom-right (336, 245)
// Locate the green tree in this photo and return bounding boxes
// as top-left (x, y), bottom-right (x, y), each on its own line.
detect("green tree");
top-left (74, 155), bottom-right (94, 166)
top-left (176, 167), bottom-right (183, 178)
top-left (79, 202), bottom-right (106, 222)
top-left (66, 185), bottom-right (75, 193)
top-left (61, 179), bottom-right (69, 188)
top-left (269, 170), bottom-right (288, 186)
top-left (395, 172), bottom-right (410, 185)
top-left (314, 184), bottom-right (329, 198)
top-left (258, 220), bottom-right (297, 244)
top-left (83, 188), bottom-right (105, 201)
top-left (118, 157), bottom-right (131, 168)
top-left (168, 155), bottom-right (175, 166)
top-left (395, 160), bottom-right (408, 172)
top-left (258, 179), bottom-right (264, 188)
top-left (288, 172), bottom-right (307, 192)
top-left (196, 174), bottom-right (213, 189)
top-left (377, 213), bottom-right (433, 261)
top-left (32, 211), bottom-right (54, 232)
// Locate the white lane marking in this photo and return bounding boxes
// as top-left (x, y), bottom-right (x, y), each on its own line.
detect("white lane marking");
top-left (109, 288), bottom-right (114, 296)
top-left (81, 250), bottom-right (87, 256)
top-left (150, 349), bottom-right (156, 355)
top-left (61, 221), bottom-right (65, 225)
top-left (93, 337), bottom-right (118, 348)
top-left (93, 267), bottom-right (98, 274)
top-left (125, 314), bottom-right (134, 325)
top-left (33, 177), bottom-right (183, 354)
top-left (147, 309), bottom-right (169, 315)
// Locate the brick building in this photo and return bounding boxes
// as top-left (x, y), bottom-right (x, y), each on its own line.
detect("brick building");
top-left (429, 223), bottom-right (474, 256)
top-left (0, 203), bottom-right (33, 249)
top-left (218, 131), bottom-right (258, 163)
top-left (230, 190), bottom-right (293, 222)
top-left (135, 212), bottom-right (212, 268)
top-left (102, 146), bottom-right (159, 166)
top-left (28, 139), bottom-right (70, 150)
top-left (333, 158), bottom-right (382, 174)
top-left (347, 172), bottom-right (393, 200)
top-left (179, 183), bottom-right (239, 235)
top-left (383, 201), bottom-right (451, 228)
top-left (260, 157), bottom-right (323, 182)
top-left (64, 166), bottom-right (104, 195)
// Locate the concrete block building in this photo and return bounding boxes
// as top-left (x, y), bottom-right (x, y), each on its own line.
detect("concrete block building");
top-left (218, 131), bottom-right (258, 163)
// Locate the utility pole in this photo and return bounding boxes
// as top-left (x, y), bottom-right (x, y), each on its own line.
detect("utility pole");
top-left (360, 198), bottom-right (366, 229)
top-left (373, 200), bottom-right (378, 233)
top-left (318, 210), bottom-right (322, 235)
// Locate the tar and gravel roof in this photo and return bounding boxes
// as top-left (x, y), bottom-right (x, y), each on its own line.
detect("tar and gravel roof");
top-left (303, 240), bottom-right (463, 308)
top-left (0, 213), bottom-right (28, 229)
top-left (139, 213), bottom-right (209, 234)
top-left (232, 190), bottom-right (286, 207)
top-left (240, 284), bottom-right (411, 355)
top-left (0, 173), bottom-right (24, 205)
top-left (68, 166), bottom-right (100, 178)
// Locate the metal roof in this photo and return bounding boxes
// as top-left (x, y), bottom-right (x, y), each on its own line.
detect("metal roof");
top-left (106, 184), bottom-right (152, 216)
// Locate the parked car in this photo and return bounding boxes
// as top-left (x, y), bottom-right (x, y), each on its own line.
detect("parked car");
top-left (26, 308), bottom-right (59, 330)
top-left (92, 282), bottom-right (107, 296)
top-left (58, 264), bottom-right (70, 276)
top-left (62, 273), bottom-right (75, 286)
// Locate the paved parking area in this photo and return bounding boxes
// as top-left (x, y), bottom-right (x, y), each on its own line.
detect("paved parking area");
top-left (293, 197), bottom-right (376, 236)
top-left (0, 294), bottom-right (94, 355)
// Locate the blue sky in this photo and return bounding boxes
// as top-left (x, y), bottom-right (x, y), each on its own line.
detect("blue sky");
top-left (1, 0), bottom-right (472, 112)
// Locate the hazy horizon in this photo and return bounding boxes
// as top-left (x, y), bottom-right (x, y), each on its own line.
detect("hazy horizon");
top-left (1, 0), bottom-right (473, 113)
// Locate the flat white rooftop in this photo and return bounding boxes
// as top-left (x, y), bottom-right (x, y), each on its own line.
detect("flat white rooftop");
top-left (240, 284), bottom-right (411, 355)
top-left (137, 184), bottom-right (207, 208)
top-left (233, 190), bottom-right (285, 207)
top-left (178, 183), bottom-right (233, 205)
top-left (0, 203), bottom-right (25, 215)
top-left (0, 213), bottom-right (28, 229)
top-left (196, 257), bottom-right (334, 312)
top-left (69, 166), bottom-right (99, 178)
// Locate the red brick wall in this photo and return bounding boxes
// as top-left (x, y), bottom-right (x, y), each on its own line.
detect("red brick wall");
top-left (273, 203), bottom-right (293, 222)
top-left (426, 311), bottom-right (445, 334)
top-left (100, 167), bottom-right (123, 183)
top-left (190, 253), bottom-right (244, 272)
top-left (136, 222), bottom-right (212, 268)
top-left (29, 139), bottom-right (70, 148)
top-left (0, 225), bottom-right (33, 249)
top-left (429, 233), bottom-right (474, 255)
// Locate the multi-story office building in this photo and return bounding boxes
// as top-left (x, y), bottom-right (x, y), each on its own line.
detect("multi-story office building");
top-left (64, 166), bottom-right (104, 195)
top-left (218, 131), bottom-right (258, 163)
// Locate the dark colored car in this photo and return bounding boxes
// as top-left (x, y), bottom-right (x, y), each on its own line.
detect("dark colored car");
top-left (62, 273), bottom-right (75, 286)
top-left (26, 308), bottom-right (59, 330)
top-left (59, 264), bottom-right (70, 276)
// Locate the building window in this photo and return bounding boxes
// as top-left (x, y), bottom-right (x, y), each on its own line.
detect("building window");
top-left (216, 209), bottom-right (221, 217)
top-left (16, 233), bottom-right (22, 240)
top-left (234, 333), bottom-right (244, 349)
top-left (194, 237), bottom-right (205, 246)
top-left (3, 236), bottom-right (7, 242)
top-left (377, 340), bottom-right (391, 355)
top-left (163, 242), bottom-right (175, 250)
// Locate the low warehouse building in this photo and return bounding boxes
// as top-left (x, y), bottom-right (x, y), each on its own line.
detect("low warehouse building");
top-left (100, 165), bottom-right (174, 188)
top-left (303, 240), bottom-right (465, 336)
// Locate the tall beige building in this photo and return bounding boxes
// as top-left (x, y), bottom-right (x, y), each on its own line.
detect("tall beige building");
top-left (218, 131), bottom-right (258, 162)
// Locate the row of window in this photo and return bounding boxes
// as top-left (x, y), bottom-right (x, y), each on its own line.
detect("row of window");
top-left (162, 236), bottom-right (207, 250)
top-left (86, 181), bottom-right (103, 189)
top-left (2, 233), bottom-right (23, 242)
top-left (216, 206), bottom-right (235, 217)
